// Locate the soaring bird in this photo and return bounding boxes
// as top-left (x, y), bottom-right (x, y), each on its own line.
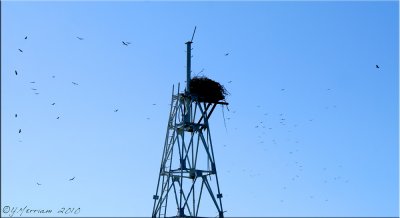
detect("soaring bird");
top-left (224, 53), bottom-right (229, 56)
top-left (376, 65), bottom-right (380, 69)
top-left (69, 177), bottom-right (75, 181)
top-left (37, 182), bottom-right (42, 186)
top-left (18, 49), bottom-right (23, 53)
top-left (76, 36), bottom-right (84, 40)
top-left (25, 36), bottom-right (28, 39)
top-left (30, 81), bottom-right (35, 83)
top-left (15, 70), bottom-right (18, 75)
top-left (35, 93), bottom-right (39, 95)
top-left (228, 81), bottom-right (232, 83)
top-left (31, 88), bottom-right (37, 90)
top-left (281, 88), bottom-right (285, 91)
top-left (19, 129), bottom-right (22, 133)
top-left (114, 109), bottom-right (119, 112)
top-left (15, 114), bottom-right (17, 118)
top-left (56, 116), bottom-right (60, 119)
top-left (51, 103), bottom-right (56, 105)
top-left (72, 82), bottom-right (79, 85)
top-left (122, 41), bottom-right (131, 46)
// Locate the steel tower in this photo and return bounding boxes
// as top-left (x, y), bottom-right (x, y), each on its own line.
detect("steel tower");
top-left (152, 38), bottom-right (227, 218)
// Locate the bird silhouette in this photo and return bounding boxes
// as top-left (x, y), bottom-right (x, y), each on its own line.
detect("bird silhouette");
top-left (69, 177), bottom-right (75, 181)
top-left (36, 182), bottom-right (42, 186)
top-left (19, 129), bottom-right (22, 133)
top-left (52, 103), bottom-right (55, 105)
top-left (35, 93), bottom-right (39, 95)
top-left (376, 65), bottom-right (380, 69)
top-left (281, 88), bottom-right (285, 91)
top-left (56, 116), bottom-right (60, 119)
top-left (52, 75), bottom-right (55, 78)
top-left (18, 49), bottom-right (23, 53)
top-left (30, 81), bottom-right (35, 83)
top-left (31, 88), bottom-right (37, 90)
top-left (25, 36), bottom-right (28, 39)
top-left (228, 81), bottom-right (232, 83)
top-left (224, 53), bottom-right (229, 56)
top-left (122, 41), bottom-right (131, 46)
top-left (76, 36), bottom-right (84, 40)
top-left (15, 114), bottom-right (17, 118)
top-left (114, 109), bottom-right (119, 112)
top-left (15, 70), bottom-right (18, 75)
top-left (72, 82), bottom-right (79, 85)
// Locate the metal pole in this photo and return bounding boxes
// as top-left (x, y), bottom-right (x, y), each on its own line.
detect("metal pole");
top-left (185, 41), bottom-right (192, 125)
top-left (186, 41), bottom-right (192, 93)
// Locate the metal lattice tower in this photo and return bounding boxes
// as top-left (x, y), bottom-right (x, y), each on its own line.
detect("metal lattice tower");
top-left (152, 39), bottom-right (227, 218)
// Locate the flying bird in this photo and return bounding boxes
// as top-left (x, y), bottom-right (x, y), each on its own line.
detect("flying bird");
top-left (18, 49), bottom-right (23, 53)
top-left (52, 75), bottom-right (55, 78)
top-left (72, 82), bottom-right (79, 85)
top-left (56, 116), bottom-right (60, 119)
top-left (376, 65), bottom-right (379, 69)
top-left (25, 36), bottom-right (28, 39)
top-left (15, 114), bottom-right (17, 118)
top-left (30, 81), bottom-right (35, 83)
top-left (76, 36), bottom-right (84, 40)
top-left (51, 103), bottom-right (56, 106)
top-left (122, 41), bottom-right (131, 46)
top-left (15, 70), bottom-right (18, 75)
top-left (36, 182), bottom-right (42, 186)
top-left (35, 93), bottom-right (39, 95)
top-left (224, 53), bottom-right (229, 56)
top-left (31, 88), bottom-right (37, 90)
top-left (19, 129), bottom-right (22, 133)
top-left (114, 109), bottom-right (119, 112)
top-left (228, 81), bottom-right (232, 83)
top-left (69, 177), bottom-right (75, 181)
top-left (281, 88), bottom-right (285, 91)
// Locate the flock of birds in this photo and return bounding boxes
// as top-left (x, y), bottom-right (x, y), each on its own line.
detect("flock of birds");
top-left (11, 33), bottom-right (383, 212)
top-left (220, 63), bottom-right (381, 204)
top-left (13, 35), bottom-right (135, 186)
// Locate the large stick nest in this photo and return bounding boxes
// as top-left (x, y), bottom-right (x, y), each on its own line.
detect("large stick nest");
top-left (189, 76), bottom-right (228, 103)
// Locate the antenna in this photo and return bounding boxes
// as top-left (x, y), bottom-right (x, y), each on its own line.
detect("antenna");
top-left (191, 26), bottom-right (197, 42)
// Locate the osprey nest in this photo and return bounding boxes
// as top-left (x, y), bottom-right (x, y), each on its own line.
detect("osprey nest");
top-left (189, 76), bottom-right (228, 103)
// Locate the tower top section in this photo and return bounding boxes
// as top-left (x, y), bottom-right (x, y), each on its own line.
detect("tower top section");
top-left (184, 26), bottom-right (228, 104)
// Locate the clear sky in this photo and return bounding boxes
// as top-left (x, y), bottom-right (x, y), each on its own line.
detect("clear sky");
top-left (2, 1), bottom-right (399, 217)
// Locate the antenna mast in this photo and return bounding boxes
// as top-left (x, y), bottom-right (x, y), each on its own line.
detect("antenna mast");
top-left (186, 26), bottom-right (196, 93)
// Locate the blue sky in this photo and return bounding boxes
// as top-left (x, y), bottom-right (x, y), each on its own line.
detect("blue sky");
top-left (2, 1), bottom-right (399, 217)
